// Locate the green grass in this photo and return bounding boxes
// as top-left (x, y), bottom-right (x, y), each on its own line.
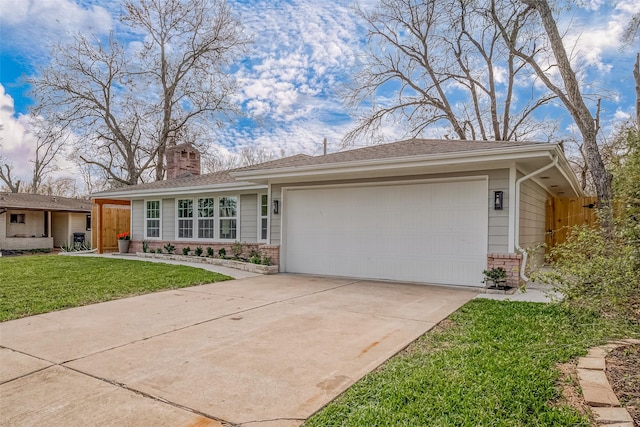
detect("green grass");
top-left (0, 255), bottom-right (232, 321)
top-left (306, 299), bottom-right (639, 427)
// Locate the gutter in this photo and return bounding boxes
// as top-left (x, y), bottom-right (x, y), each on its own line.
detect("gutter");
top-left (91, 181), bottom-right (267, 199)
top-left (514, 153), bottom-right (559, 283)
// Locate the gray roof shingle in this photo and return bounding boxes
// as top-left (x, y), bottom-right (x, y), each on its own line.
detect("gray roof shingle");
top-left (0, 192), bottom-right (92, 212)
top-left (236, 138), bottom-right (546, 171)
top-left (93, 139), bottom-right (551, 195)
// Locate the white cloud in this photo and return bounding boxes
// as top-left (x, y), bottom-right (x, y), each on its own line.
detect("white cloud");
top-left (613, 109), bottom-right (631, 121)
top-left (0, 84), bottom-right (80, 188)
top-left (563, 0), bottom-right (640, 69)
top-left (0, 84), bottom-right (35, 181)
top-left (230, 0), bottom-right (361, 124)
top-left (0, 0), bottom-right (112, 58)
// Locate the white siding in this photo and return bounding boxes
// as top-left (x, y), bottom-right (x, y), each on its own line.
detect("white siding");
top-left (0, 212), bottom-right (6, 241)
top-left (6, 210), bottom-right (45, 239)
top-left (131, 200), bottom-right (144, 240)
top-left (270, 186), bottom-right (283, 245)
top-left (240, 194), bottom-right (257, 241)
top-left (51, 212), bottom-right (68, 247)
top-left (69, 213), bottom-right (90, 246)
top-left (488, 169), bottom-right (509, 253)
top-left (162, 198), bottom-right (175, 240)
top-left (520, 179), bottom-right (548, 265)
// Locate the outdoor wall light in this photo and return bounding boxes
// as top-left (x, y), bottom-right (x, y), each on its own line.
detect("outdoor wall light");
top-left (494, 191), bottom-right (504, 210)
top-left (272, 199), bottom-right (280, 214)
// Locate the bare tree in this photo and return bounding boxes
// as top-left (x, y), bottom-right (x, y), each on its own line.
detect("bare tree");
top-left (27, 117), bottom-right (69, 194)
top-left (30, 0), bottom-right (249, 186)
top-left (38, 176), bottom-right (79, 198)
top-left (635, 53), bottom-right (640, 129)
top-left (0, 161), bottom-right (21, 193)
top-left (201, 146), bottom-right (278, 173)
top-left (345, 0), bottom-right (557, 145)
top-left (495, 0), bottom-right (612, 211)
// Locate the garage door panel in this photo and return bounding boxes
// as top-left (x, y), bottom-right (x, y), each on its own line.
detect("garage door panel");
top-left (283, 180), bottom-right (488, 286)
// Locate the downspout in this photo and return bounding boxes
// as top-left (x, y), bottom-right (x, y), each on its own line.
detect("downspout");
top-left (514, 154), bottom-right (558, 282)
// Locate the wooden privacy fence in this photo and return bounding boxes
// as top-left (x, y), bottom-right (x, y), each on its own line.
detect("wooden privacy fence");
top-left (92, 199), bottom-right (131, 253)
top-left (546, 196), bottom-right (598, 249)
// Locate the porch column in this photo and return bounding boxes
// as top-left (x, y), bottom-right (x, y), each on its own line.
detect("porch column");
top-left (47, 211), bottom-right (52, 237)
top-left (98, 201), bottom-right (104, 254)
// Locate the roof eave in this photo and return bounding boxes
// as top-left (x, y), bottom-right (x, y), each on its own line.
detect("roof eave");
top-left (91, 181), bottom-right (268, 199)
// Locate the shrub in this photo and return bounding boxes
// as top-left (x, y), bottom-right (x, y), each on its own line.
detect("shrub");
top-left (206, 247), bottom-right (214, 257)
top-left (163, 243), bottom-right (175, 254)
top-left (182, 246), bottom-right (191, 256)
top-left (156, 248), bottom-right (163, 254)
top-left (61, 241), bottom-right (90, 252)
top-left (142, 240), bottom-right (150, 253)
top-left (194, 246), bottom-right (203, 257)
top-left (539, 225), bottom-right (639, 323)
top-left (218, 247), bottom-right (226, 259)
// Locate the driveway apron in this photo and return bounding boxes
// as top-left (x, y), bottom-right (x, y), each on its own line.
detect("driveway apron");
top-left (1, 274), bottom-right (476, 426)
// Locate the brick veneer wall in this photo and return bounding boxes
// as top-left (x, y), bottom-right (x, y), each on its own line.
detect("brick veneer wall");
top-left (487, 253), bottom-right (523, 287)
top-left (257, 244), bottom-right (280, 267)
top-left (127, 240), bottom-right (280, 266)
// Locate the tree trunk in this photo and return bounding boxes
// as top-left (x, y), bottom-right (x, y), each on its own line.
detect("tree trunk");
top-left (522, 0), bottom-right (613, 215)
top-left (634, 53), bottom-right (640, 129)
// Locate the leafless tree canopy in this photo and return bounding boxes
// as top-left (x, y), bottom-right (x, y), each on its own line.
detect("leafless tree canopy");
top-left (28, 117), bottom-right (69, 194)
top-left (345, 0), bottom-right (557, 145)
top-left (30, 0), bottom-right (249, 186)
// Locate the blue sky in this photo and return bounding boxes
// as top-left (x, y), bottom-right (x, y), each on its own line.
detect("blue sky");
top-left (0, 0), bottom-right (639, 190)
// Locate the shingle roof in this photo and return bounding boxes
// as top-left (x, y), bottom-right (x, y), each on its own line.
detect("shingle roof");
top-left (94, 170), bottom-right (238, 194)
top-left (236, 138), bottom-right (545, 171)
top-left (92, 153), bottom-right (312, 195)
top-left (93, 139), bottom-right (551, 195)
top-left (0, 192), bottom-right (92, 212)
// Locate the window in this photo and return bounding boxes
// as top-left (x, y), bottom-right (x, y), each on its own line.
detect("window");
top-left (259, 194), bottom-right (268, 240)
top-left (10, 214), bottom-right (25, 224)
top-left (177, 199), bottom-right (193, 238)
top-left (145, 200), bottom-right (161, 238)
top-left (219, 196), bottom-right (237, 240)
top-left (198, 198), bottom-right (215, 238)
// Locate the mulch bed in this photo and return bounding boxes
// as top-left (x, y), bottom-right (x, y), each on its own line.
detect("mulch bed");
top-left (606, 344), bottom-right (640, 426)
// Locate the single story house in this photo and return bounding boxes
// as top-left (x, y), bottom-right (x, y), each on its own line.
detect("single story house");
top-left (0, 192), bottom-right (92, 251)
top-left (91, 139), bottom-right (582, 288)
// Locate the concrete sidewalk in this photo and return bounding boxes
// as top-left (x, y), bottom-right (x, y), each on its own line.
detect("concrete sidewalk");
top-left (0, 275), bottom-right (477, 426)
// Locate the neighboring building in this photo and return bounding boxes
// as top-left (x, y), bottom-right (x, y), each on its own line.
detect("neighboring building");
top-left (0, 192), bottom-right (92, 251)
top-left (91, 138), bottom-right (582, 288)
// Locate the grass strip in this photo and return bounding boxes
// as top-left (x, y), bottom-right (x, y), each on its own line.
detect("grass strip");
top-left (306, 299), bottom-right (638, 426)
top-left (0, 255), bottom-right (232, 321)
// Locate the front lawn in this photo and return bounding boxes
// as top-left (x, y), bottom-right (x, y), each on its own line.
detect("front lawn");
top-left (0, 255), bottom-right (232, 321)
top-left (306, 299), bottom-right (639, 426)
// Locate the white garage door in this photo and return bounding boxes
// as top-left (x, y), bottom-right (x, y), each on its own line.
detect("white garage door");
top-left (282, 179), bottom-right (488, 287)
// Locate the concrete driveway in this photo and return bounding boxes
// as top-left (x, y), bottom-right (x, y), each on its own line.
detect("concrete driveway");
top-left (0, 274), bottom-right (476, 426)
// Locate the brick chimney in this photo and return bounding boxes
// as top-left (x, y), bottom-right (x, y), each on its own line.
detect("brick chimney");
top-left (166, 143), bottom-right (201, 179)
